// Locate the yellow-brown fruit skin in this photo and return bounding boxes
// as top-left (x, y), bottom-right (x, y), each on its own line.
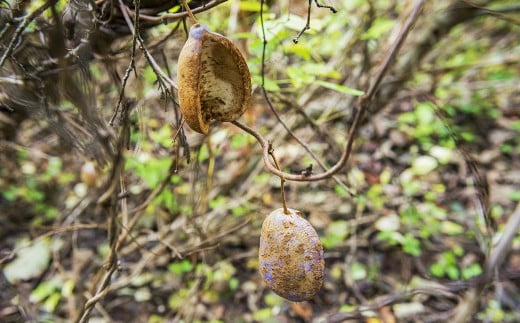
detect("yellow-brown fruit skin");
top-left (259, 208), bottom-right (325, 302)
top-left (177, 24), bottom-right (252, 134)
top-left (80, 161), bottom-right (97, 187)
top-left (177, 25), bottom-right (205, 133)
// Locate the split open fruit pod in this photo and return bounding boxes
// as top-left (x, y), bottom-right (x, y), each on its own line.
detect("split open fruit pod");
top-left (259, 208), bottom-right (325, 302)
top-left (177, 24), bottom-right (252, 134)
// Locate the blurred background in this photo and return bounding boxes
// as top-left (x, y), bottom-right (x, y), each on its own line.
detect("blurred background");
top-left (0, 0), bottom-right (519, 322)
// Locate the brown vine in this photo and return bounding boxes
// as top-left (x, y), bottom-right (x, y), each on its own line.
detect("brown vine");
top-left (233, 0), bottom-right (426, 182)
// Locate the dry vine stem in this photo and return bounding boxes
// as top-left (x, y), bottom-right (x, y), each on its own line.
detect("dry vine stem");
top-left (123, 0), bottom-right (228, 24)
top-left (232, 0), bottom-right (426, 182)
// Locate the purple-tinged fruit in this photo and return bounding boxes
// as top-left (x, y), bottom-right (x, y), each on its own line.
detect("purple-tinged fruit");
top-left (259, 208), bottom-right (324, 302)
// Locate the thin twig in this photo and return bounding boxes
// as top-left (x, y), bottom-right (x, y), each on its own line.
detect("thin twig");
top-left (109, 0), bottom-right (140, 126)
top-left (124, 0), bottom-right (228, 24)
top-left (0, 0), bottom-right (57, 66)
top-left (293, 0), bottom-right (313, 44)
top-left (140, 38), bottom-right (178, 90)
top-left (293, 0), bottom-right (337, 43)
top-left (76, 1), bottom-right (141, 321)
top-left (179, 0), bottom-right (198, 25)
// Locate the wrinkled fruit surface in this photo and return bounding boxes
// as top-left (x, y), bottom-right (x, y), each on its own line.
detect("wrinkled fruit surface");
top-left (259, 208), bottom-right (324, 302)
top-left (177, 24), bottom-right (252, 134)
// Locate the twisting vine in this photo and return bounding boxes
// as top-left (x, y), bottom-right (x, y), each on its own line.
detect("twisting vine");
top-left (236, 0), bottom-right (427, 182)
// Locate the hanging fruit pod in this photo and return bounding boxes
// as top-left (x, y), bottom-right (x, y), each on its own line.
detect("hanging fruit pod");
top-left (259, 208), bottom-right (325, 302)
top-left (177, 24), bottom-right (252, 134)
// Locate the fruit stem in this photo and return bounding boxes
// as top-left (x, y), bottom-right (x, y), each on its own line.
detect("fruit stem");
top-left (280, 178), bottom-right (289, 215)
top-left (180, 0), bottom-right (198, 25)
top-left (268, 143), bottom-right (289, 215)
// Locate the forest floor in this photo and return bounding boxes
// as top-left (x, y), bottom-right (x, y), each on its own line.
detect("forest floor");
top-left (1, 0), bottom-right (519, 322)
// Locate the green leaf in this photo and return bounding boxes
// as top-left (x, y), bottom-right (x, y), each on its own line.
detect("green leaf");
top-left (510, 120), bottom-right (520, 132)
top-left (400, 206), bottom-right (421, 226)
top-left (168, 259), bottom-right (193, 275)
top-left (253, 308), bottom-right (273, 321)
top-left (376, 230), bottom-right (403, 246)
top-left (198, 144), bottom-right (209, 163)
top-left (402, 233), bottom-right (421, 256)
top-left (156, 189), bottom-right (177, 212)
top-left (334, 184), bottom-right (349, 197)
top-left (398, 111), bottom-right (416, 124)
top-left (302, 63), bottom-right (341, 78)
top-left (4, 238), bottom-right (52, 283)
top-left (45, 157), bottom-right (62, 177)
top-left (31, 280), bottom-right (60, 303)
top-left (62, 279), bottom-right (75, 297)
top-left (230, 133), bottom-right (250, 149)
top-left (261, 77), bottom-right (281, 92)
top-left (142, 158), bottom-right (171, 188)
top-left (443, 251), bottom-right (457, 265)
top-left (149, 314), bottom-right (166, 323)
top-left (430, 263), bottom-right (445, 277)
top-left (441, 221), bottom-right (465, 235)
top-left (367, 184), bottom-right (385, 210)
top-left (322, 220), bottom-right (349, 248)
top-left (168, 288), bottom-right (190, 310)
top-left (2, 186), bottom-right (18, 201)
top-left (429, 146), bottom-right (453, 164)
top-left (149, 126), bottom-right (173, 148)
top-left (285, 42), bottom-right (311, 60)
top-left (229, 277), bottom-right (239, 291)
top-left (462, 263), bottom-right (482, 279)
top-left (411, 155), bottom-right (438, 176)
top-left (283, 14), bottom-right (321, 32)
top-left (213, 261), bottom-right (236, 283)
top-left (257, 15), bottom-right (290, 41)
top-left (287, 66), bottom-right (315, 86)
top-left (446, 266), bottom-right (460, 280)
top-left (416, 103), bottom-right (436, 124)
top-left (231, 204), bottom-right (249, 217)
top-left (239, 0), bottom-right (262, 12)
top-left (209, 196), bottom-right (227, 210)
top-left (453, 245), bottom-right (464, 257)
top-left (230, 32), bottom-right (256, 40)
top-left (380, 168), bottom-right (392, 185)
top-left (314, 80), bottom-right (364, 96)
top-left (508, 190), bottom-right (520, 202)
top-left (43, 292), bottom-right (61, 313)
top-left (361, 18), bottom-right (395, 39)
top-left (350, 262), bottom-right (367, 281)
top-left (134, 287), bottom-right (152, 302)
top-left (340, 304), bottom-right (358, 312)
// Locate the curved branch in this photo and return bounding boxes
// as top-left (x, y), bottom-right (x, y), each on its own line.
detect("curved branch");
top-left (231, 101), bottom-right (361, 181)
top-left (233, 0), bottom-right (426, 182)
top-left (123, 0), bottom-right (228, 24)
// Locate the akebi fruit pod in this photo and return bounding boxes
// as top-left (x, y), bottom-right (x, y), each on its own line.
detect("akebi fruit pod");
top-left (177, 24), bottom-right (252, 134)
top-left (259, 208), bottom-right (325, 302)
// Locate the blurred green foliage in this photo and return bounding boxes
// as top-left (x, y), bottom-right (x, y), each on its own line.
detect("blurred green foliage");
top-left (1, 0), bottom-right (518, 321)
